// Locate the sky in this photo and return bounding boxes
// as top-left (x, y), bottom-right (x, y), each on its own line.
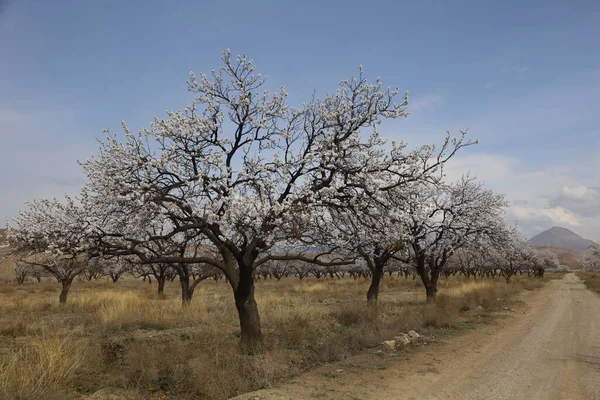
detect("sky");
top-left (1, 0), bottom-right (599, 239)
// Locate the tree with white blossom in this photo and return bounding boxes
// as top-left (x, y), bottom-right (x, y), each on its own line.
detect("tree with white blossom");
top-left (8, 197), bottom-right (90, 304)
top-left (401, 175), bottom-right (511, 302)
top-left (90, 255), bottom-right (132, 283)
top-left (80, 50), bottom-right (420, 350)
top-left (581, 242), bottom-right (600, 271)
top-left (305, 133), bottom-right (474, 307)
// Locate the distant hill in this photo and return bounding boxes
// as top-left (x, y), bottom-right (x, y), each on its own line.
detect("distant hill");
top-left (528, 227), bottom-right (593, 252)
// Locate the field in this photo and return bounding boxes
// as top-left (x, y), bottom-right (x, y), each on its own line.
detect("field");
top-left (0, 274), bottom-right (550, 400)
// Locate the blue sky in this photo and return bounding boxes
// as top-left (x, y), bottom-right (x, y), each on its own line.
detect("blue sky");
top-left (1, 0), bottom-right (600, 239)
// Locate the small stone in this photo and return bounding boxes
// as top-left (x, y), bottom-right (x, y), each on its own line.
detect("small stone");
top-left (476, 305), bottom-right (484, 310)
top-left (394, 333), bottom-right (411, 345)
top-left (382, 340), bottom-right (396, 351)
top-left (335, 369), bottom-right (343, 373)
top-left (408, 330), bottom-right (421, 339)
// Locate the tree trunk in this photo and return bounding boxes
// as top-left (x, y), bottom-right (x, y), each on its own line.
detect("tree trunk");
top-left (425, 269), bottom-right (440, 303)
top-left (179, 274), bottom-right (193, 306)
top-left (157, 276), bottom-right (166, 294)
top-left (425, 284), bottom-right (437, 303)
top-left (415, 254), bottom-right (440, 304)
top-left (59, 279), bottom-right (72, 305)
top-left (233, 264), bottom-right (263, 352)
top-left (367, 264), bottom-right (384, 307)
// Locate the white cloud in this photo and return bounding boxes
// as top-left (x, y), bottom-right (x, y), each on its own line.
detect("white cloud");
top-left (549, 186), bottom-right (600, 218)
top-left (512, 205), bottom-right (581, 227)
top-left (443, 151), bottom-right (600, 240)
top-left (443, 153), bottom-right (519, 182)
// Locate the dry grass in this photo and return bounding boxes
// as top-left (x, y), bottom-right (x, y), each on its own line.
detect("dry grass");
top-left (0, 333), bottom-right (88, 400)
top-left (577, 271), bottom-right (600, 293)
top-left (0, 274), bottom-right (548, 399)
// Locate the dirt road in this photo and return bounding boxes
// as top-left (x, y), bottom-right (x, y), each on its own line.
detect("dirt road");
top-left (236, 273), bottom-right (600, 400)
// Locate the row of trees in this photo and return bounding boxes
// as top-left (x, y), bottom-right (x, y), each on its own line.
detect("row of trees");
top-left (254, 243), bottom-right (560, 282)
top-left (12, 242), bottom-right (558, 286)
top-left (7, 51), bottom-right (544, 351)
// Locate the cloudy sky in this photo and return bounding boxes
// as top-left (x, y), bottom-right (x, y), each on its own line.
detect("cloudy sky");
top-left (1, 0), bottom-right (599, 239)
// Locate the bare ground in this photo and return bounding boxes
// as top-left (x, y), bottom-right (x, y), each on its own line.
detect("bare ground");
top-left (235, 273), bottom-right (600, 400)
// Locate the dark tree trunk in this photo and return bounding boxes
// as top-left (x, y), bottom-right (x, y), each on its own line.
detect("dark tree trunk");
top-left (157, 276), bottom-right (166, 294)
top-left (179, 274), bottom-right (193, 306)
top-left (415, 253), bottom-right (440, 304)
top-left (59, 279), bottom-right (72, 305)
top-left (425, 284), bottom-right (437, 303)
top-left (425, 268), bottom-right (440, 303)
top-left (367, 263), bottom-right (384, 306)
top-left (233, 262), bottom-right (263, 352)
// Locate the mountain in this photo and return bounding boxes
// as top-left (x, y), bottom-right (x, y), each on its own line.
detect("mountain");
top-left (528, 227), bottom-right (593, 252)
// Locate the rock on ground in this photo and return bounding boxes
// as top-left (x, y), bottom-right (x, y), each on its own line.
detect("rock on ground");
top-left (408, 330), bottom-right (420, 339)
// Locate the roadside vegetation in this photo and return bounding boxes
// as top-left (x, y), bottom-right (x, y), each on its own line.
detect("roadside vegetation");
top-left (577, 271), bottom-right (600, 293)
top-left (579, 242), bottom-right (600, 293)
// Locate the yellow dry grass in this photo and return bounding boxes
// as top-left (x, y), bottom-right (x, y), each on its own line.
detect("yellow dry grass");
top-left (0, 333), bottom-right (88, 399)
top-left (446, 280), bottom-right (493, 297)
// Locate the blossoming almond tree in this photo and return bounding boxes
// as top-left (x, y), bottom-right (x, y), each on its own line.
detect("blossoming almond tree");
top-left (581, 242), bottom-right (600, 271)
top-left (8, 197), bottom-right (90, 304)
top-left (81, 50), bottom-right (416, 350)
top-left (401, 175), bottom-right (511, 302)
top-left (484, 240), bottom-right (535, 283)
top-left (305, 133), bottom-right (475, 307)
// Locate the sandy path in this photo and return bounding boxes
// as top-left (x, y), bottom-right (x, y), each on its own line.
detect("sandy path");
top-left (234, 273), bottom-right (600, 400)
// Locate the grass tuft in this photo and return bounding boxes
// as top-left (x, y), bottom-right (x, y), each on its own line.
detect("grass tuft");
top-left (0, 333), bottom-right (88, 399)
